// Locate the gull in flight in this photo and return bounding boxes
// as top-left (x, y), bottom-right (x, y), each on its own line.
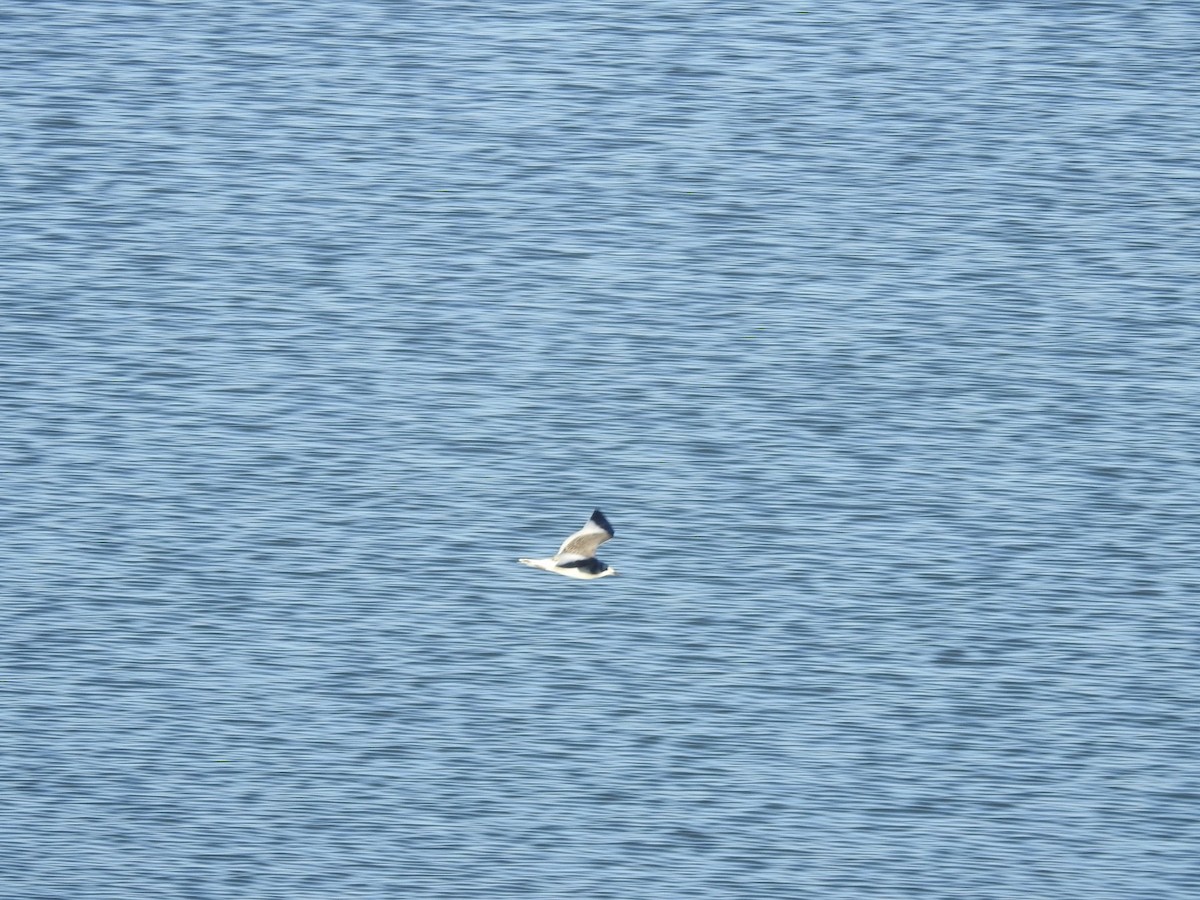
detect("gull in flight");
top-left (519, 509), bottom-right (618, 579)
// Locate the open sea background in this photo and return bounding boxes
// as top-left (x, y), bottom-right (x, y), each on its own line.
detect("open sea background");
top-left (2, 2), bottom-right (1198, 898)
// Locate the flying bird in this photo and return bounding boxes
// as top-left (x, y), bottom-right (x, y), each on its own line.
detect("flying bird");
top-left (519, 509), bottom-right (618, 579)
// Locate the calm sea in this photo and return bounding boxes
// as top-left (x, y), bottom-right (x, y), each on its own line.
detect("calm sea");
top-left (3, 2), bottom-right (1198, 898)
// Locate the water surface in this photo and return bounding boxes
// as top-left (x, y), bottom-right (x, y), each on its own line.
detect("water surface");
top-left (3, 2), bottom-right (1198, 897)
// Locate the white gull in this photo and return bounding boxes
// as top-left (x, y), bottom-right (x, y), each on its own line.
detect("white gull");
top-left (519, 509), bottom-right (618, 579)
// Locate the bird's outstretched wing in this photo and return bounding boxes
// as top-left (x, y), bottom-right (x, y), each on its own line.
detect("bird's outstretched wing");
top-left (555, 509), bottom-right (614, 560)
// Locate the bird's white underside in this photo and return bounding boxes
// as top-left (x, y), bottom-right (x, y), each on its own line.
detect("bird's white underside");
top-left (518, 558), bottom-right (617, 579)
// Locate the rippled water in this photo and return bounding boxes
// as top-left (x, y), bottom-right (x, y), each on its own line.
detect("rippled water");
top-left (3, 2), bottom-right (1198, 898)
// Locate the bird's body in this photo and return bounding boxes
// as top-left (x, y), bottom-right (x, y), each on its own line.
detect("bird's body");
top-left (519, 509), bottom-right (618, 579)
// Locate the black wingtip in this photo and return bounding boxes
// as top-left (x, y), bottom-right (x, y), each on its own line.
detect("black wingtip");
top-left (590, 508), bottom-right (614, 536)
top-left (559, 557), bottom-right (608, 574)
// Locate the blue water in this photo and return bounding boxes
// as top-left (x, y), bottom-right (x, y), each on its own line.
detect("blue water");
top-left (3, 2), bottom-right (1199, 898)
